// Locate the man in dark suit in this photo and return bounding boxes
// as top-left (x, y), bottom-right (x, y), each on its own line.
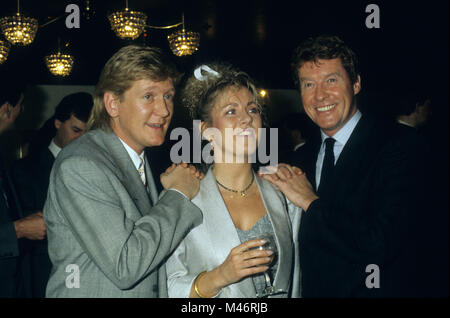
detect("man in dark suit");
top-left (10, 92), bottom-right (93, 297)
top-left (261, 35), bottom-right (430, 297)
top-left (0, 85), bottom-right (46, 298)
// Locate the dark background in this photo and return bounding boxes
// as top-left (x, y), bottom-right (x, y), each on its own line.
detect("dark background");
top-left (1, 0), bottom-right (448, 159)
top-left (1, 0), bottom-right (448, 133)
top-left (0, 0), bottom-right (447, 91)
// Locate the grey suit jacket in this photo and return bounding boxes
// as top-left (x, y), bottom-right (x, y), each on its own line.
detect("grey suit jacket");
top-left (44, 129), bottom-right (202, 298)
top-left (166, 168), bottom-right (302, 298)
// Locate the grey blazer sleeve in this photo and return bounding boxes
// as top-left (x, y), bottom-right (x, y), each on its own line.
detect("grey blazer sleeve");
top-left (49, 156), bottom-right (202, 290)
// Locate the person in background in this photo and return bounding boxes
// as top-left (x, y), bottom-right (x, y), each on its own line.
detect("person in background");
top-left (10, 92), bottom-right (93, 297)
top-left (396, 92), bottom-right (431, 129)
top-left (0, 83), bottom-right (46, 297)
top-left (278, 112), bottom-right (317, 164)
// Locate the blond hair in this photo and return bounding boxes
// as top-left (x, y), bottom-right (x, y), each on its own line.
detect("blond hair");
top-left (182, 63), bottom-right (263, 125)
top-left (87, 45), bottom-right (181, 131)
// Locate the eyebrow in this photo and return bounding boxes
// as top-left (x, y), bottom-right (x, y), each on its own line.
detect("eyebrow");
top-left (326, 72), bottom-right (344, 78)
top-left (300, 71), bottom-right (344, 82)
top-left (164, 88), bottom-right (176, 94)
top-left (221, 100), bottom-right (257, 108)
top-left (141, 86), bottom-right (175, 93)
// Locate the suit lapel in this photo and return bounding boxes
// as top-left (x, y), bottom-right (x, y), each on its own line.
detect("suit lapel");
top-left (302, 137), bottom-right (321, 190)
top-left (99, 131), bottom-right (152, 217)
top-left (254, 176), bottom-right (293, 296)
top-left (325, 115), bottom-right (374, 199)
top-left (37, 148), bottom-right (55, 207)
top-left (192, 169), bottom-right (257, 297)
top-left (144, 154), bottom-right (159, 206)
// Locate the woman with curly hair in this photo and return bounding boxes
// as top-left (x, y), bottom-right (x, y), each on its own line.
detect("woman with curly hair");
top-left (165, 63), bottom-right (301, 298)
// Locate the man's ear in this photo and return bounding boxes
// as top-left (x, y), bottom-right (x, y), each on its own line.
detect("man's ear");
top-left (104, 92), bottom-right (120, 118)
top-left (353, 75), bottom-right (362, 95)
top-left (54, 119), bottom-right (62, 130)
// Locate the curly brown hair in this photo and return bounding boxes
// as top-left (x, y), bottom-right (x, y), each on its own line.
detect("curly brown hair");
top-left (291, 35), bottom-right (360, 89)
top-left (182, 63), bottom-right (263, 125)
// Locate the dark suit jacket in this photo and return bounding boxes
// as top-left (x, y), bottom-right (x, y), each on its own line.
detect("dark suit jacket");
top-left (0, 153), bottom-right (30, 298)
top-left (10, 148), bottom-right (54, 298)
top-left (291, 114), bottom-right (429, 297)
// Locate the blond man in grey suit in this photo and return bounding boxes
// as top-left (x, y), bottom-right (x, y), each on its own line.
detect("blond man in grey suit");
top-left (44, 45), bottom-right (203, 298)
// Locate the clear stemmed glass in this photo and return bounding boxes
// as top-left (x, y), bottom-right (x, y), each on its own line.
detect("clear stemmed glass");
top-left (251, 233), bottom-right (287, 298)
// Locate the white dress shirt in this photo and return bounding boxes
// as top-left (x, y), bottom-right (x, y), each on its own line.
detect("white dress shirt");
top-left (118, 138), bottom-right (189, 200)
top-left (48, 139), bottom-right (62, 159)
top-left (118, 138), bottom-right (145, 171)
top-left (315, 110), bottom-right (362, 190)
top-left (397, 119), bottom-right (415, 128)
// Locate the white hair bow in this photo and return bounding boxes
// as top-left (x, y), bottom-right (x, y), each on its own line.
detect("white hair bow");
top-left (194, 65), bottom-right (220, 81)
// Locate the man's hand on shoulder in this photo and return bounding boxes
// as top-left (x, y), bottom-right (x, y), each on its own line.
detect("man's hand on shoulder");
top-left (258, 163), bottom-right (318, 211)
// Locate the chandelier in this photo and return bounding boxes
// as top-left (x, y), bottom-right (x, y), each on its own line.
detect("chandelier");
top-left (167, 14), bottom-right (200, 56)
top-left (0, 39), bottom-right (11, 64)
top-left (45, 42), bottom-right (74, 77)
top-left (108, 0), bottom-right (147, 40)
top-left (0, 0), bottom-right (38, 46)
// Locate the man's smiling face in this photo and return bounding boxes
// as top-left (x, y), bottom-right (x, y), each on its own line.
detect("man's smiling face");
top-left (298, 58), bottom-right (361, 136)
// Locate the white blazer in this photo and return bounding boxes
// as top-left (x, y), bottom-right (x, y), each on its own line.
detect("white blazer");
top-left (166, 168), bottom-right (302, 298)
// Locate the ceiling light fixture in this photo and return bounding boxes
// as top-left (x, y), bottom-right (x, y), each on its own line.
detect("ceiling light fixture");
top-left (0, 39), bottom-right (11, 64)
top-left (45, 40), bottom-right (74, 77)
top-left (108, 0), bottom-right (147, 40)
top-left (0, 0), bottom-right (38, 46)
top-left (167, 13), bottom-right (200, 57)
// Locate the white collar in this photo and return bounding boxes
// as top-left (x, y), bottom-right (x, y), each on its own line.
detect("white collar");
top-left (118, 138), bottom-right (145, 170)
top-left (293, 141), bottom-right (306, 151)
top-left (397, 119), bottom-right (415, 128)
top-left (48, 139), bottom-right (62, 158)
top-left (321, 109), bottom-right (362, 146)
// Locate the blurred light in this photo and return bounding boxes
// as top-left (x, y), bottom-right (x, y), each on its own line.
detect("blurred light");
top-left (0, 12), bottom-right (38, 46)
top-left (167, 29), bottom-right (200, 56)
top-left (259, 89), bottom-right (267, 98)
top-left (0, 39), bottom-right (11, 64)
top-left (167, 14), bottom-right (199, 57)
top-left (108, 3), bottom-right (147, 40)
top-left (45, 52), bottom-right (74, 76)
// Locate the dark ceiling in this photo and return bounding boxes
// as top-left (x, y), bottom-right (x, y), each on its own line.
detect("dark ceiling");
top-left (0, 0), bottom-right (448, 96)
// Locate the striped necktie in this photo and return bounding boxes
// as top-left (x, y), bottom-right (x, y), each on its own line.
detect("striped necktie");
top-left (138, 157), bottom-right (146, 186)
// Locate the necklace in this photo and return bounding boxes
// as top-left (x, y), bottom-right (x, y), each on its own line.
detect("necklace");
top-left (216, 173), bottom-right (255, 197)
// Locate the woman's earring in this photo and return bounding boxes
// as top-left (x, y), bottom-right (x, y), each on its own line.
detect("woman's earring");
top-left (209, 138), bottom-right (214, 156)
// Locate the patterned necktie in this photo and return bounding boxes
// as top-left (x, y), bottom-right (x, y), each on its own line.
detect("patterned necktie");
top-left (318, 137), bottom-right (336, 196)
top-left (138, 157), bottom-right (146, 186)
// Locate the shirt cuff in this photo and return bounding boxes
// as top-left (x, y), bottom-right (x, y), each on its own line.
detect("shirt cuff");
top-left (167, 188), bottom-right (190, 200)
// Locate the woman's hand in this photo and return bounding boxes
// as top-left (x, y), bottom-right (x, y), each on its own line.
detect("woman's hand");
top-left (191, 239), bottom-right (273, 297)
top-left (216, 239), bottom-right (273, 285)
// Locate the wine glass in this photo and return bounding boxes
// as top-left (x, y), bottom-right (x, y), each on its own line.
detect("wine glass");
top-left (250, 233), bottom-right (287, 298)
